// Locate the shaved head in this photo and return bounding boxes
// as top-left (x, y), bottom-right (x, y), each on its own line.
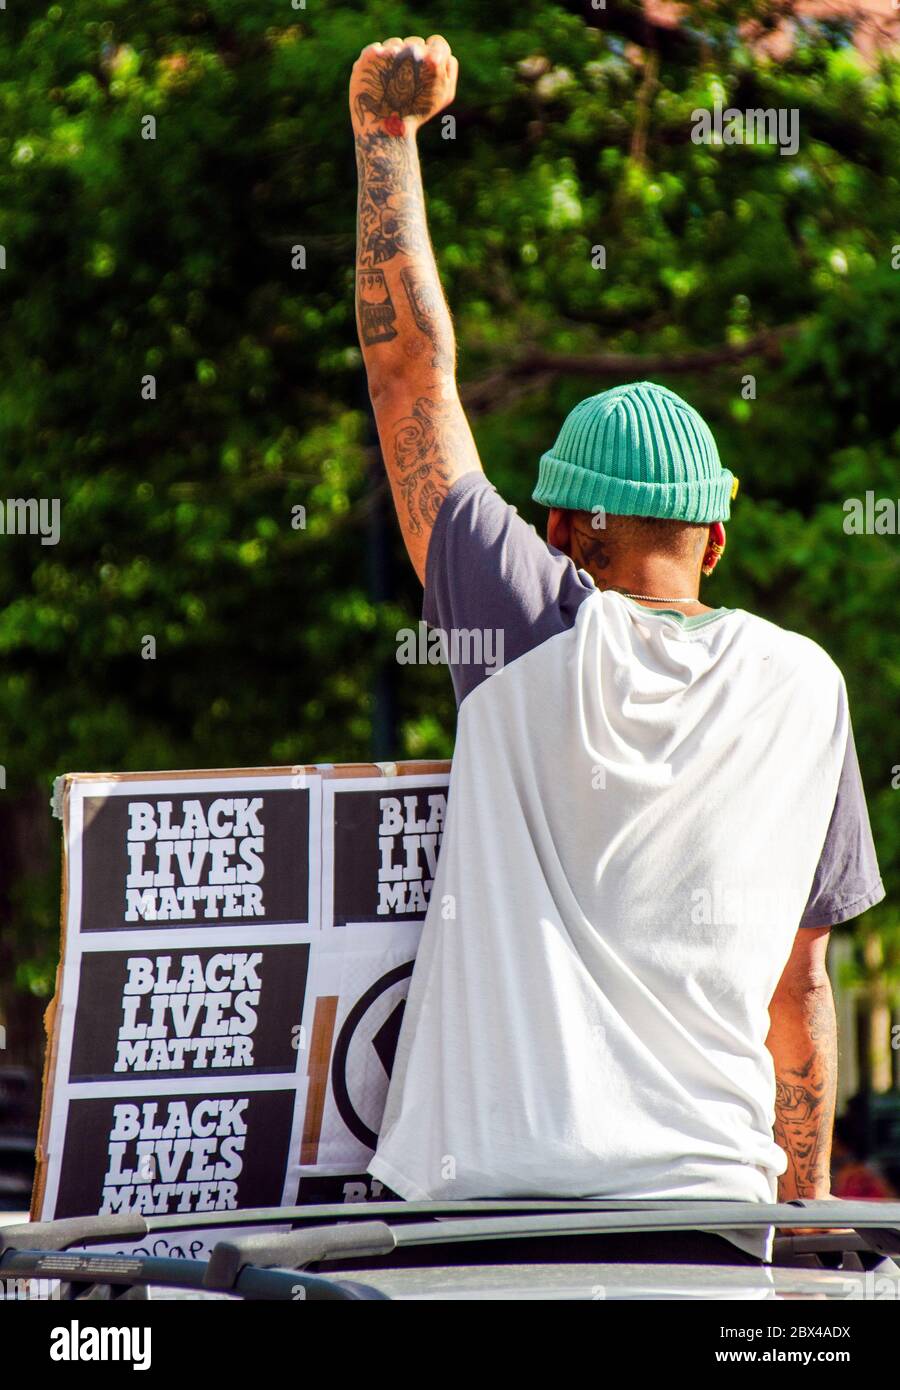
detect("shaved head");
top-left (565, 510), bottom-right (709, 572)
top-left (546, 505), bottom-right (726, 613)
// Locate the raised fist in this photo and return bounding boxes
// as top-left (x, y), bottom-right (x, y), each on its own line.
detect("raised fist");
top-left (350, 35), bottom-right (458, 135)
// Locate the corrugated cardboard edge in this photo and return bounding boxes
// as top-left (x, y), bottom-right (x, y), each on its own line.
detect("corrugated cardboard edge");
top-left (31, 775), bottom-right (72, 1218)
top-left (47, 761), bottom-right (450, 783)
top-left (29, 759), bottom-right (452, 1220)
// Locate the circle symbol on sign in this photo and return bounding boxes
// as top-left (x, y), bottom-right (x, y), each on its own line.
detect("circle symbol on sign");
top-left (330, 961), bottom-right (414, 1150)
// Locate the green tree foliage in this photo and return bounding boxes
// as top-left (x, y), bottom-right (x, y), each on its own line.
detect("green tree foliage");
top-left (0, 1), bottom-right (897, 1008)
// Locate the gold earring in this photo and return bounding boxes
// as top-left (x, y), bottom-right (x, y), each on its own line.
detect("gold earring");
top-left (702, 541), bottom-right (724, 577)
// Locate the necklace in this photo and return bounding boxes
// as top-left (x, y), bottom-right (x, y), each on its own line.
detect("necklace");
top-left (619, 590), bottom-right (697, 604)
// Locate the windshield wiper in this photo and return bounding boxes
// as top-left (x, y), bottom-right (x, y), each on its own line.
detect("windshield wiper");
top-left (201, 1220), bottom-right (396, 1289)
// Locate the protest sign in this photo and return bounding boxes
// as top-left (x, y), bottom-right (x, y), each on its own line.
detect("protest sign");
top-left (32, 762), bottom-right (450, 1243)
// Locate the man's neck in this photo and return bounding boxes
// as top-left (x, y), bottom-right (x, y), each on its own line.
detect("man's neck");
top-left (580, 560), bottom-right (713, 617)
top-left (560, 515), bottom-right (715, 616)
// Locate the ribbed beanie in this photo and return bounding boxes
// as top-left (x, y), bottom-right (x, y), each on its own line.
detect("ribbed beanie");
top-left (533, 381), bottom-right (737, 522)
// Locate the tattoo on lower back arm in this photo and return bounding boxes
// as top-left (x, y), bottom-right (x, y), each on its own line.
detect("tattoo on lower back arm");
top-left (773, 989), bottom-right (837, 1197)
top-left (774, 1061), bottom-right (829, 1196)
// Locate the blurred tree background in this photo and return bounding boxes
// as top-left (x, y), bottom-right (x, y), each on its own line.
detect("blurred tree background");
top-left (0, 0), bottom-right (897, 1092)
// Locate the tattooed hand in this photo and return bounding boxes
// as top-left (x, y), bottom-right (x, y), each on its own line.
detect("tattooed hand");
top-left (350, 35), bottom-right (458, 137)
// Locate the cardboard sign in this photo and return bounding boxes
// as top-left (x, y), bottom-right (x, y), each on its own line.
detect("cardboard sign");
top-left (33, 762), bottom-right (450, 1242)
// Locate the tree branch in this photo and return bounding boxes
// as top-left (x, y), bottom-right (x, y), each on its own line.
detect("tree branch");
top-left (461, 322), bottom-right (803, 414)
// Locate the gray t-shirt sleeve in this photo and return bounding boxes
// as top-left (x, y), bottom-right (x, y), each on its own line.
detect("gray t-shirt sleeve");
top-left (423, 471), bottom-right (594, 705)
top-left (800, 724), bottom-right (885, 928)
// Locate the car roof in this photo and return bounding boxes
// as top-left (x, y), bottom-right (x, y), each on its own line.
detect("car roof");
top-left (333, 1259), bottom-right (899, 1301)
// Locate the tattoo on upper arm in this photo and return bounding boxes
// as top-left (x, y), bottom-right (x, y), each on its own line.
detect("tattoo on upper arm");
top-left (392, 395), bottom-right (461, 537)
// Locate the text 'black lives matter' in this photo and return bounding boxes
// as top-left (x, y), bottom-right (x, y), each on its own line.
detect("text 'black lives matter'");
top-left (331, 784), bottom-right (448, 925)
top-left (54, 1089), bottom-right (296, 1219)
top-left (79, 787), bottom-right (311, 930)
top-left (68, 943), bottom-right (310, 1082)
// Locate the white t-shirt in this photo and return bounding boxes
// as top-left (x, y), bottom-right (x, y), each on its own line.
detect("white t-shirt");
top-left (369, 474), bottom-right (884, 1253)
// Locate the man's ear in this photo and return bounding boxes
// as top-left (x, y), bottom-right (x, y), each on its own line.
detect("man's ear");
top-left (547, 507), bottom-right (572, 554)
top-left (701, 520), bottom-right (727, 576)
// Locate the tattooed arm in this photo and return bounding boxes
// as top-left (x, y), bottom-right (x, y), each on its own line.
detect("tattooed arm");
top-left (350, 35), bottom-right (482, 582)
top-left (766, 925), bottom-right (837, 1201)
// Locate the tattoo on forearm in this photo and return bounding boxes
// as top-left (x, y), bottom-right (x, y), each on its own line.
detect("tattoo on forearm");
top-left (391, 395), bottom-right (459, 536)
top-left (355, 130), bottom-right (427, 268)
top-left (773, 991), bottom-right (837, 1197)
top-left (352, 51), bottom-right (466, 543)
top-left (357, 269), bottom-right (397, 345)
top-left (400, 267), bottom-right (452, 372)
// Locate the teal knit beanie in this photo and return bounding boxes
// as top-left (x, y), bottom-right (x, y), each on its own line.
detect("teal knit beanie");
top-left (533, 381), bottom-right (738, 522)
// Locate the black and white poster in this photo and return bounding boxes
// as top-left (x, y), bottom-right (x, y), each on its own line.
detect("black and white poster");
top-left (53, 1087), bottom-right (297, 1219)
top-left (324, 775), bottom-right (450, 926)
top-left (68, 943), bottom-right (310, 1082)
top-left (36, 765), bottom-right (449, 1245)
top-left (76, 782), bottom-right (314, 932)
